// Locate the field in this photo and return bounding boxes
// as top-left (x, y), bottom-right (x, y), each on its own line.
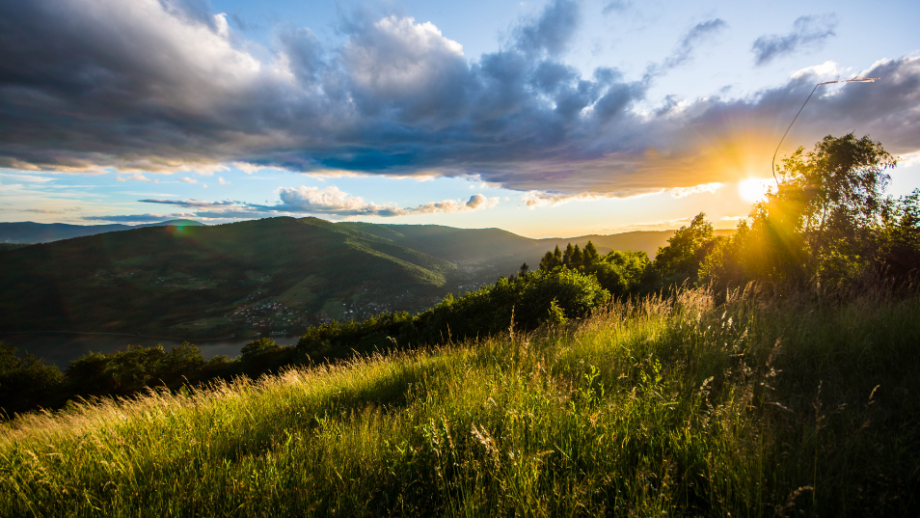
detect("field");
top-left (2, 285), bottom-right (917, 517)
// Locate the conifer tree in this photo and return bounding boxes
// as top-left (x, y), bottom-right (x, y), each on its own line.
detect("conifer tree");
top-left (563, 243), bottom-right (575, 266)
top-left (570, 244), bottom-right (584, 268)
top-left (583, 241), bottom-right (600, 266)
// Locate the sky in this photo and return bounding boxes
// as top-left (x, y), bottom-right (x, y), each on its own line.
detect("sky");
top-left (1, 0), bottom-right (918, 238)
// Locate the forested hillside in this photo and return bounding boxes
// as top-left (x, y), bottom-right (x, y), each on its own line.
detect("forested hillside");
top-left (0, 217), bottom-right (457, 336)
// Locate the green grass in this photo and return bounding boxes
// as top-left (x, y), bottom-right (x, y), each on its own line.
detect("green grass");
top-left (2, 287), bottom-right (918, 516)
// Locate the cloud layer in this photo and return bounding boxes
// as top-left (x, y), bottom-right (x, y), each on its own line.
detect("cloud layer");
top-left (136, 186), bottom-right (499, 219)
top-left (1, 0), bottom-right (918, 200)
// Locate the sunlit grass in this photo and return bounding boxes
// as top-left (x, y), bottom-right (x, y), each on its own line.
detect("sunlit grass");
top-left (2, 286), bottom-right (918, 516)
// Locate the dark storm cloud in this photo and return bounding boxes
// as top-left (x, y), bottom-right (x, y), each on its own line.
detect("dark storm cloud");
top-left (0, 0), bottom-right (918, 199)
top-left (752, 15), bottom-right (837, 66)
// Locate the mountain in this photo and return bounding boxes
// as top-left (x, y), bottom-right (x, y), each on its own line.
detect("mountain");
top-left (0, 219), bottom-right (206, 244)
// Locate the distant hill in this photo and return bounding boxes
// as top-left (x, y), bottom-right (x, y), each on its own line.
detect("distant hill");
top-left (0, 219), bottom-right (205, 244)
top-left (0, 217), bottom-right (735, 338)
top-left (0, 217), bottom-right (459, 336)
top-left (340, 223), bottom-right (734, 268)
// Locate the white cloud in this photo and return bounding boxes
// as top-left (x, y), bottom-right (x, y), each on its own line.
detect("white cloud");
top-left (179, 177), bottom-right (197, 184)
top-left (523, 188), bottom-right (664, 208)
top-left (669, 182), bottom-right (723, 198)
top-left (791, 60), bottom-right (841, 80)
top-left (141, 186), bottom-right (499, 218)
top-left (118, 172), bottom-right (152, 182)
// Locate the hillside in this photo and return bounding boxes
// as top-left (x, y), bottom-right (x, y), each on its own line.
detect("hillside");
top-left (0, 217), bottom-right (458, 336)
top-left (0, 217), bottom-right (733, 339)
top-left (2, 286), bottom-right (916, 516)
top-left (0, 219), bottom-right (206, 244)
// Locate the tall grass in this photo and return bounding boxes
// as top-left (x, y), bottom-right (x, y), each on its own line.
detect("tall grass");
top-left (2, 286), bottom-right (918, 516)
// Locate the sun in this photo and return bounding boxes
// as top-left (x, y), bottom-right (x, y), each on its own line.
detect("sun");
top-left (737, 178), bottom-right (772, 204)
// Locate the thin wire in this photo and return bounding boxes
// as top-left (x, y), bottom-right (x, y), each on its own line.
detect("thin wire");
top-left (772, 83), bottom-right (819, 187)
top-left (770, 78), bottom-right (879, 187)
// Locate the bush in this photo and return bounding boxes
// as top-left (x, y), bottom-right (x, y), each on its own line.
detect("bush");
top-left (0, 342), bottom-right (64, 414)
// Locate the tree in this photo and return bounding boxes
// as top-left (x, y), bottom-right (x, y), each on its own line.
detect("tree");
top-left (240, 337), bottom-right (280, 364)
top-left (0, 342), bottom-right (64, 413)
top-left (705, 134), bottom-right (897, 289)
top-left (652, 213), bottom-right (715, 287)
top-left (583, 241), bottom-right (600, 266)
top-left (872, 189), bottom-right (920, 280)
top-left (563, 243), bottom-right (575, 267)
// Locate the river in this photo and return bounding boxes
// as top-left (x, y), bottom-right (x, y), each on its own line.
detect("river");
top-left (0, 332), bottom-right (300, 369)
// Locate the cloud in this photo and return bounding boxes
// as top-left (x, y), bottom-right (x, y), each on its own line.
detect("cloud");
top-left (0, 172), bottom-right (54, 183)
top-left (218, 176), bottom-right (229, 185)
top-left (83, 213), bottom-right (186, 223)
top-left (0, 0), bottom-right (918, 201)
top-left (514, 0), bottom-right (580, 56)
top-left (752, 15), bottom-right (837, 66)
top-left (117, 172), bottom-right (152, 182)
top-left (654, 19), bottom-right (728, 74)
top-left (141, 186), bottom-right (499, 218)
top-left (21, 208), bottom-right (65, 214)
top-left (601, 0), bottom-right (631, 15)
top-left (670, 182), bottom-right (723, 198)
top-left (179, 177), bottom-right (197, 184)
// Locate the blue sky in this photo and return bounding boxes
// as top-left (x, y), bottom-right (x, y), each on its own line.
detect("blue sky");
top-left (1, 0), bottom-right (918, 237)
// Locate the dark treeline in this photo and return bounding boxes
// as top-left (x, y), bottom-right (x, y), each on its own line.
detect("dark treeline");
top-left (3, 133), bottom-right (919, 417)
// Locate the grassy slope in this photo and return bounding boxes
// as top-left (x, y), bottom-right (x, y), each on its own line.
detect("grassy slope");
top-left (2, 287), bottom-right (917, 517)
top-left (0, 217), bottom-right (455, 333)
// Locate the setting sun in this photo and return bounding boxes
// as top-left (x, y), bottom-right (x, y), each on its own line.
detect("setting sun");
top-left (737, 178), bottom-right (773, 203)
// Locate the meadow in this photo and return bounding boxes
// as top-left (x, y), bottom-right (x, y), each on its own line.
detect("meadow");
top-left (2, 283), bottom-right (917, 517)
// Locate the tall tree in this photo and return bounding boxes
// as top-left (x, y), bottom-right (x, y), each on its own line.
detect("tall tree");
top-left (583, 241), bottom-right (600, 266)
top-left (653, 213), bottom-right (715, 286)
top-left (704, 134), bottom-right (898, 289)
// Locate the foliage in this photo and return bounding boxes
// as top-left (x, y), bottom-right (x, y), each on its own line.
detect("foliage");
top-left (295, 268), bottom-right (609, 360)
top-left (0, 342), bottom-right (64, 414)
top-left (65, 342), bottom-right (206, 396)
top-left (705, 134), bottom-right (900, 290)
top-left (539, 240), bottom-right (649, 298)
top-left (405, 267), bottom-right (610, 346)
top-left (240, 338), bottom-right (280, 363)
top-left (872, 188), bottom-right (920, 279)
top-left (649, 212), bottom-right (716, 288)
